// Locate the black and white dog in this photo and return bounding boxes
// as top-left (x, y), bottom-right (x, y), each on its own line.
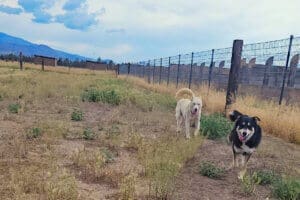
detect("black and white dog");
top-left (228, 110), bottom-right (262, 178)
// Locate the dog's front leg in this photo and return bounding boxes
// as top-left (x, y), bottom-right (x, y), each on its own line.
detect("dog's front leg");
top-left (238, 154), bottom-right (252, 179)
top-left (193, 117), bottom-right (200, 136)
top-left (185, 118), bottom-right (191, 139)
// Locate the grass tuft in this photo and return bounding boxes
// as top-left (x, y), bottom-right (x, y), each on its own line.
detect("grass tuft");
top-left (8, 103), bottom-right (21, 113)
top-left (71, 109), bottom-right (83, 121)
top-left (271, 177), bottom-right (300, 200)
top-left (199, 162), bottom-right (224, 179)
top-left (82, 128), bottom-right (95, 140)
top-left (26, 127), bottom-right (42, 139)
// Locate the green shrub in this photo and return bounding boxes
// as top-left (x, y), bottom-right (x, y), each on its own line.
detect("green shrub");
top-left (81, 88), bottom-right (121, 105)
top-left (199, 162), bottom-right (224, 179)
top-left (200, 113), bottom-right (233, 139)
top-left (0, 94), bottom-right (3, 101)
top-left (82, 128), bottom-right (95, 140)
top-left (100, 148), bottom-right (115, 163)
top-left (8, 103), bottom-right (21, 113)
top-left (71, 109), bottom-right (83, 121)
top-left (272, 177), bottom-right (300, 200)
top-left (256, 170), bottom-right (279, 185)
top-left (27, 127), bottom-right (42, 139)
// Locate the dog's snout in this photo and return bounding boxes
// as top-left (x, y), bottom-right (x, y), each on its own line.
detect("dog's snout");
top-left (242, 132), bottom-right (247, 137)
top-left (194, 108), bottom-right (198, 111)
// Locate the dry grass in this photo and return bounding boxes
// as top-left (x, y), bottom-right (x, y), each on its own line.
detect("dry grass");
top-left (122, 75), bottom-right (300, 144)
top-left (0, 60), bottom-right (116, 76)
top-left (128, 132), bottom-right (203, 199)
top-left (0, 61), bottom-right (298, 199)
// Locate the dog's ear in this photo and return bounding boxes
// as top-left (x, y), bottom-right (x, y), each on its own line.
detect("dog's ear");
top-left (252, 116), bottom-right (261, 122)
top-left (229, 110), bottom-right (243, 122)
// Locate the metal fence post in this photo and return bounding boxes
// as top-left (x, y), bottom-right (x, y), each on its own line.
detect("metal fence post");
top-left (167, 57), bottom-right (171, 86)
top-left (225, 40), bottom-right (243, 112)
top-left (152, 59), bottom-right (156, 84)
top-left (208, 49), bottom-right (215, 88)
top-left (159, 58), bottom-right (162, 84)
top-left (279, 35), bottom-right (293, 105)
top-left (176, 54), bottom-right (181, 88)
top-left (188, 52), bottom-right (194, 89)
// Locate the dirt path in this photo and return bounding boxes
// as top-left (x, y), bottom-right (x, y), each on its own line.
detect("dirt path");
top-left (1, 97), bottom-right (299, 199)
top-left (173, 136), bottom-right (300, 200)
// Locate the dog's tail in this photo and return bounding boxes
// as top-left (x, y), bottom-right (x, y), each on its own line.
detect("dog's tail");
top-left (175, 88), bottom-right (195, 100)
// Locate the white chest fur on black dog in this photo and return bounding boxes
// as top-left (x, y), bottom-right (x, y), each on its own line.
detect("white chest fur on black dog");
top-left (175, 88), bottom-right (202, 139)
top-left (228, 110), bottom-right (262, 173)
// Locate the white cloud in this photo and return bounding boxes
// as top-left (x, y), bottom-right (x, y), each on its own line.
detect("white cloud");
top-left (0, 0), bottom-right (19, 7)
top-left (1, 0), bottom-right (300, 62)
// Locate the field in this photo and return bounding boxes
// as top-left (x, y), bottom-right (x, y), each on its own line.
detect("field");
top-left (0, 61), bottom-right (299, 200)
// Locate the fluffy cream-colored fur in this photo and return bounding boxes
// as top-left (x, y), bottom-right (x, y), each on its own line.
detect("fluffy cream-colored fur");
top-left (175, 88), bottom-right (202, 139)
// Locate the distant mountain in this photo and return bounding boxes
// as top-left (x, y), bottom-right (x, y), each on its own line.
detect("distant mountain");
top-left (0, 32), bottom-right (90, 61)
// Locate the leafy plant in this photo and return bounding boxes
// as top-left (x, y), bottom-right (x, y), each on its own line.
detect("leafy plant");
top-left (101, 148), bottom-right (115, 163)
top-left (271, 177), bottom-right (300, 200)
top-left (82, 128), bottom-right (95, 140)
top-left (199, 162), bottom-right (224, 179)
top-left (256, 170), bottom-right (279, 185)
top-left (200, 113), bottom-right (233, 139)
top-left (71, 109), bottom-right (83, 121)
top-left (81, 88), bottom-right (121, 105)
top-left (26, 127), bottom-right (42, 139)
top-left (8, 103), bottom-right (21, 113)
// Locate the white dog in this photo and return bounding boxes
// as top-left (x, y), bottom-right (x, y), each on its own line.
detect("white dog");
top-left (175, 88), bottom-right (202, 139)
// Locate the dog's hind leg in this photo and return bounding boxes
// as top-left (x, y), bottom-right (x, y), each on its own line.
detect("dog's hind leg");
top-left (176, 116), bottom-right (183, 135)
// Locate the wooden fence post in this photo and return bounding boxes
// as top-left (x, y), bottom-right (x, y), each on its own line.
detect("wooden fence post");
top-left (42, 59), bottom-right (44, 71)
top-left (262, 56), bottom-right (274, 87)
top-left (159, 58), bottom-right (162, 84)
top-left (188, 52), bottom-right (194, 89)
top-left (176, 55), bottom-right (181, 88)
top-left (19, 52), bottom-right (23, 70)
top-left (127, 62), bottom-right (131, 76)
top-left (199, 62), bottom-right (205, 84)
top-left (287, 54), bottom-right (299, 87)
top-left (167, 57), bottom-right (171, 86)
top-left (147, 60), bottom-right (151, 84)
top-left (152, 59), bottom-right (156, 84)
top-left (225, 40), bottom-right (243, 112)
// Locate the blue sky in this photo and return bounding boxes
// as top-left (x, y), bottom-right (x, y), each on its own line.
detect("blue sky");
top-left (0, 0), bottom-right (300, 62)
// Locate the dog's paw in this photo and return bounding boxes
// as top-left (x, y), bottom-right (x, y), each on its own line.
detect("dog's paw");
top-left (238, 169), bottom-right (247, 180)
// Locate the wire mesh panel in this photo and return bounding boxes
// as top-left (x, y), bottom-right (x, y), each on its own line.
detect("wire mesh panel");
top-left (169, 55), bottom-right (180, 85)
top-left (124, 35), bottom-right (300, 103)
top-left (239, 37), bottom-right (300, 102)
